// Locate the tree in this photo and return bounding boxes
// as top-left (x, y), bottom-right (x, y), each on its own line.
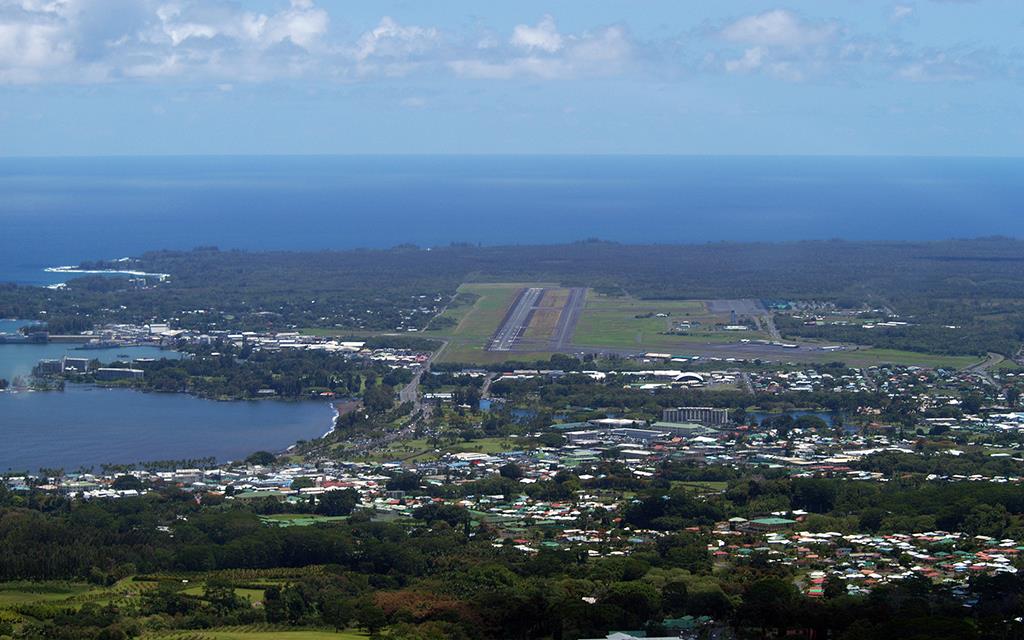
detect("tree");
top-left (386, 472), bottom-right (422, 492)
top-left (662, 580), bottom-right (689, 616)
top-left (499, 462), bottom-right (523, 479)
top-left (245, 451), bottom-right (276, 466)
top-left (355, 597), bottom-right (387, 634)
top-left (204, 577), bottom-right (244, 614)
top-left (316, 488), bottom-right (358, 516)
top-left (263, 586), bottom-right (287, 623)
top-left (738, 578), bottom-right (797, 633)
top-left (961, 392), bottom-right (984, 415)
top-left (601, 582), bottom-right (661, 630)
top-left (321, 592), bottom-right (354, 631)
top-left (364, 384), bottom-right (395, 414)
top-left (111, 475), bottom-right (143, 491)
top-left (414, 503), bottom-right (471, 526)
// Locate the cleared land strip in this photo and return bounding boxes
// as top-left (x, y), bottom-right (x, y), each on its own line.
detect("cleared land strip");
top-left (488, 287), bottom-right (544, 351)
top-left (551, 287), bottom-right (587, 350)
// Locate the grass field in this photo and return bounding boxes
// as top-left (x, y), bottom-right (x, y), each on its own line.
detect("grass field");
top-left (835, 348), bottom-right (984, 369)
top-left (523, 288), bottom-right (572, 341)
top-left (572, 293), bottom-right (770, 350)
top-left (670, 480), bottom-right (729, 494)
top-left (0, 581), bottom-right (93, 606)
top-left (181, 585), bottom-right (268, 602)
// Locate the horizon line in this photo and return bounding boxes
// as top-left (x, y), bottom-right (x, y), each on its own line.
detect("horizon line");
top-left (3, 152), bottom-right (1024, 161)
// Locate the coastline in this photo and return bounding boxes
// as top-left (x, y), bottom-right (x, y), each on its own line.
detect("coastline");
top-left (284, 400), bottom-right (338, 454)
top-left (44, 265), bottom-right (170, 288)
top-left (323, 402), bottom-right (340, 439)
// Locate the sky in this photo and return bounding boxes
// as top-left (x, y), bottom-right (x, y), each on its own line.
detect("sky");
top-left (0, 0), bottom-right (1021, 156)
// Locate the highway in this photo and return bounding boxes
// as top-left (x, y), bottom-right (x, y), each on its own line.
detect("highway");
top-left (488, 287), bottom-right (544, 351)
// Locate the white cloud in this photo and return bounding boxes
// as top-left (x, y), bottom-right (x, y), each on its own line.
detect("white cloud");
top-left (452, 21), bottom-right (632, 80)
top-left (354, 16), bottom-right (438, 62)
top-left (0, 1), bottom-right (77, 82)
top-left (896, 50), bottom-right (983, 82)
top-left (152, 1), bottom-right (328, 50)
top-left (715, 10), bottom-right (847, 82)
top-left (725, 47), bottom-right (765, 73)
top-left (891, 4), bottom-right (915, 21)
top-left (0, 3), bottom-right (1007, 87)
top-left (721, 10), bottom-right (836, 48)
top-left (510, 14), bottom-right (562, 53)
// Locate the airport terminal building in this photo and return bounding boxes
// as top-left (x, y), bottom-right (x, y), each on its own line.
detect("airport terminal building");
top-left (662, 406), bottom-right (729, 426)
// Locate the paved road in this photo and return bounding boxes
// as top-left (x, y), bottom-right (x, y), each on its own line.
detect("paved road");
top-left (764, 313), bottom-right (782, 341)
top-left (480, 372), bottom-right (497, 398)
top-left (966, 352), bottom-right (1005, 388)
top-left (488, 287), bottom-right (544, 351)
top-left (398, 339), bottom-right (448, 410)
top-left (550, 287), bottom-right (587, 350)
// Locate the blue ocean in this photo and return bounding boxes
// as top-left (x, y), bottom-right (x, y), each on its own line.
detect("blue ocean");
top-left (2, 155), bottom-right (1023, 285)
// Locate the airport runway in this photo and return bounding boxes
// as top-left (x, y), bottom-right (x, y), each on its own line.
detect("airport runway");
top-left (551, 287), bottom-right (587, 350)
top-left (488, 287), bottom-right (544, 351)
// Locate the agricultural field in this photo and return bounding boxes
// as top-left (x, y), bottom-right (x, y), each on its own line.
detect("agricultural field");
top-left (572, 293), bottom-right (770, 351)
